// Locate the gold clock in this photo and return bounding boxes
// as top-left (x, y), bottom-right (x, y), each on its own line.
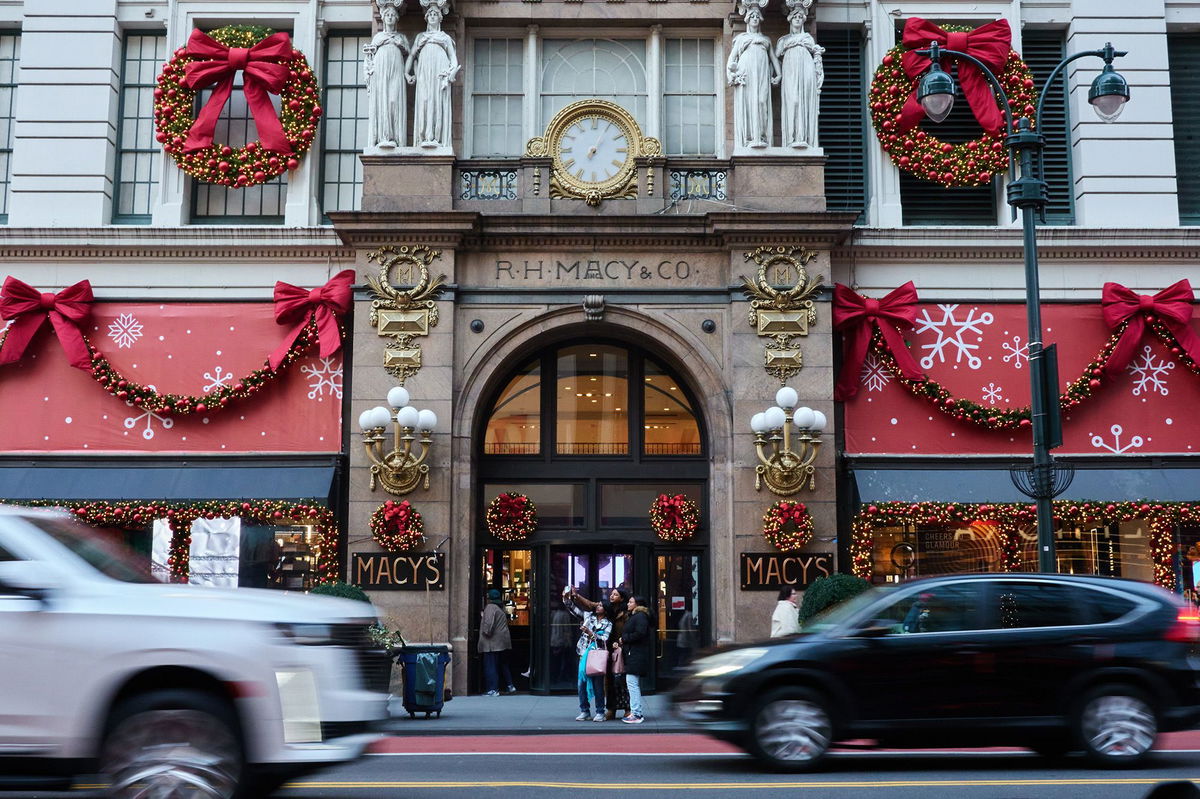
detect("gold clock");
top-left (526, 99), bottom-right (661, 206)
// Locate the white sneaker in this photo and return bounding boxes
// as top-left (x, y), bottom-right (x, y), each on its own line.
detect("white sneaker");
top-left (484, 690), bottom-right (499, 696)
top-left (622, 714), bottom-right (644, 724)
top-left (575, 712), bottom-right (590, 721)
top-left (592, 713), bottom-right (606, 722)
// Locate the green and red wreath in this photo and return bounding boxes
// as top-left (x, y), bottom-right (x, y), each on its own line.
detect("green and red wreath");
top-left (762, 500), bottom-right (814, 552)
top-left (869, 19), bottom-right (1037, 188)
top-left (650, 494), bottom-right (699, 542)
top-left (154, 25), bottom-right (321, 188)
top-left (370, 500), bottom-right (425, 551)
top-left (486, 493), bottom-right (538, 542)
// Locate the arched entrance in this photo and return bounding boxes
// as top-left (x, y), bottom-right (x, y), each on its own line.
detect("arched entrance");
top-left (472, 338), bottom-right (710, 695)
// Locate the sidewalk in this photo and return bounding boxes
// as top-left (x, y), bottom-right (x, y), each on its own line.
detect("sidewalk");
top-left (383, 692), bottom-right (686, 735)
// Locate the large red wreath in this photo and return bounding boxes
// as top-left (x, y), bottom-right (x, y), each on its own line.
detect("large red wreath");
top-left (869, 18), bottom-right (1037, 188)
top-left (650, 494), bottom-right (699, 542)
top-left (487, 493), bottom-right (538, 542)
top-left (762, 500), bottom-right (814, 553)
top-left (371, 500), bottom-right (425, 551)
top-left (154, 25), bottom-right (322, 188)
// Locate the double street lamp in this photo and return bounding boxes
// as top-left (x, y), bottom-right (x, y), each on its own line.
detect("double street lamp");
top-left (913, 40), bottom-right (1131, 572)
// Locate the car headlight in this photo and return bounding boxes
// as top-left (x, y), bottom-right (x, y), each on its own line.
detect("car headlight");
top-left (275, 622), bottom-right (337, 646)
top-left (692, 647), bottom-right (769, 679)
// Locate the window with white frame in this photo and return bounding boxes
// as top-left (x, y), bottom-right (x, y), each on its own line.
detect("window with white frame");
top-left (0, 32), bottom-right (18, 223)
top-left (321, 31), bottom-right (370, 214)
top-left (663, 39), bottom-right (717, 156)
top-left (114, 33), bottom-right (161, 223)
top-left (540, 39), bottom-right (648, 129)
top-left (472, 38), bottom-right (524, 157)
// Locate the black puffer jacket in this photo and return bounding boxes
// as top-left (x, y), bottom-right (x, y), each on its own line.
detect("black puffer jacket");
top-left (621, 606), bottom-right (652, 677)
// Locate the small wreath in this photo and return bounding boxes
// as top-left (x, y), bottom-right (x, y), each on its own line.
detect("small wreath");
top-left (650, 494), bottom-right (699, 542)
top-left (486, 493), bottom-right (538, 542)
top-left (762, 500), bottom-right (814, 552)
top-left (868, 28), bottom-right (1037, 188)
top-left (370, 500), bottom-right (425, 551)
top-left (154, 25), bottom-right (322, 188)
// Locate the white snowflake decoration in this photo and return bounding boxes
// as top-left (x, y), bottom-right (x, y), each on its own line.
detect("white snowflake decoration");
top-left (981, 382), bottom-right (1004, 405)
top-left (860, 352), bottom-right (890, 393)
top-left (301, 357), bottom-right (343, 400)
top-left (913, 304), bottom-right (995, 370)
top-left (1001, 334), bottom-right (1028, 369)
top-left (123, 385), bottom-right (174, 440)
top-left (1090, 423), bottom-right (1144, 455)
top-left (203, 365), bottom-right (233, 393)
top-left (1128, 344), bottom-right (1174, 397)
top-left (107, 313), bottom-right (144, 349)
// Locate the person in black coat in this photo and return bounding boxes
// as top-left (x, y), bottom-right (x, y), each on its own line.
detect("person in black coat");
top-left (619, 594), bottom-right (652, 724)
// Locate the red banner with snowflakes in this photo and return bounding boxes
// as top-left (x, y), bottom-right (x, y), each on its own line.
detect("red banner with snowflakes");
top-left (0, 302), bottom-right (342, 453)
top-left (844, 302), bottom-right (1200, 456)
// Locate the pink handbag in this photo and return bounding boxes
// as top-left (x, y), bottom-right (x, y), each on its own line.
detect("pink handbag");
top-left (585, 646), bottom-right (608, 676)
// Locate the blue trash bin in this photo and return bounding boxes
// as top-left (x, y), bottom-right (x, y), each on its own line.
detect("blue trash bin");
top-left (396, 644), bottom-right (452, 718)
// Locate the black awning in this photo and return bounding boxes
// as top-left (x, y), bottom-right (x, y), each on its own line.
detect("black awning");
top-left (0, 464), bottom-right (338, 503)
top-left (852, 467), bottom-right (1200, 504)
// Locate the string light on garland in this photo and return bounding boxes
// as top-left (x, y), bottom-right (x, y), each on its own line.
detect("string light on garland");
top-left (869, 26), bottom-right (1036, 188)
top-left (649, 494), bottom-right (700, 542)
top-left (761, 500), bottom-right (815, 552)
top-left (370, 500), bottom-right (425, 551)
top-left (486, 493), bottom-right (538, 542)
top-left (154, 25), bottom-right (321, 188)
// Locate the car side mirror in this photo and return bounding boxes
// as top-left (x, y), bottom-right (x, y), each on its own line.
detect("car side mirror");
top-left (0, 560), bottom-right (60, 604)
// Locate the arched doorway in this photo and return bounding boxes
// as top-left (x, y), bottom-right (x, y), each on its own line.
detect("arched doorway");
top-left (472, 339), bottom-right (709, 694)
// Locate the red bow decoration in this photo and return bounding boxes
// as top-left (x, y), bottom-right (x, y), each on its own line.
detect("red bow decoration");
top-left (0, 277), bottom-right (94, 369)
top-left (495, 493), bottom-right (529, 522)
top-left (269, 270), bottom-right (355, 370)
top-left (384, 500), bottom-right (414, 529)
top-left (897, 17), bottom-right (1013, 134)
top-left (658, 494), bottom-right (688, 529)
top-left (832, 281), bottom-right (925, 400)
top-left (1101, 280), bottom-right (1200, 378)
top-left (777, 502), bottom-right (807, 524)
top-left (180, 29), bottom-right (295, 154)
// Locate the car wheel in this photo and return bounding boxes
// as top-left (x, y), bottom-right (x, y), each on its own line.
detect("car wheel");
top-left (1074, 684), bottom-right (1158, 767)
top-left (101, 689), bottom-right (244, 799)
top-left (748, 688), bottom-right (834, 772)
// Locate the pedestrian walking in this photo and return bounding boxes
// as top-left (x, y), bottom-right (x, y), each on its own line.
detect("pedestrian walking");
top-left (478, 588), bottom-right (516, 696)
top-left (566, 586), bottom-right (611, 721)
top-left (620, 594), bottom-right (652, 725)
top-left (770, 586), bottom-right (801, 637)
top-left (569, 586), bottom-right (631, 719)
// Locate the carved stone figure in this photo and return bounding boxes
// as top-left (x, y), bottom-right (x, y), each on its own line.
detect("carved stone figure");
top-left (776, 0), bottom-right (824, 148)
top-left (726, 0), bottom-right (780, 150)
top-left (406, 0), bottom-right (460, 149)
top-left (364, 0), bottom-right (410, 151)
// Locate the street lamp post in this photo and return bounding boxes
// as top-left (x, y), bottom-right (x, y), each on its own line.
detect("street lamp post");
top-left (914, 41), bottom-right (1131, 572)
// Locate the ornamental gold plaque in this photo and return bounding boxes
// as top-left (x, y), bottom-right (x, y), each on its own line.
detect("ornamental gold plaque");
top-left (366, 244), bottom-right (447, 384)
top-left (527, 99), bottom-right (661, 207)
top-left (739, 245), bottom-right (824, 384)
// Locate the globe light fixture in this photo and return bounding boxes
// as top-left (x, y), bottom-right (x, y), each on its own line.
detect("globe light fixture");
top-left (359, 387), bottom-right (439, 495)
top-left (749, 387), bottom-right (826, 494)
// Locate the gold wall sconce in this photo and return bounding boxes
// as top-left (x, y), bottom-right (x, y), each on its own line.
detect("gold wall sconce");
top-left (750, 386), bottom-right (827, 495)
top-left (358, 386), bottom-right (439, 495)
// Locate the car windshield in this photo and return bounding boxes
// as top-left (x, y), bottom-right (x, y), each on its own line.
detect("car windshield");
top-left (802, 584), bottom-right (890, 633)
top-left (26, 516), bottom-right (156, 584)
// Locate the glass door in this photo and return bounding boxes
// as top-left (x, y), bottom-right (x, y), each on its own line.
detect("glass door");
top-left (479, 549), bottom-right (534, 689)
top-left (547, 546), bottom-right (633, 691)
top-left (655, 552), bottom-right (703, 690)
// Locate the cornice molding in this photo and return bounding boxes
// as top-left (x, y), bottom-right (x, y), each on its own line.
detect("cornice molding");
top-left (0, 226), bottom-right (353, 260)
top-left (835, 227), bottom-right (1200, 262)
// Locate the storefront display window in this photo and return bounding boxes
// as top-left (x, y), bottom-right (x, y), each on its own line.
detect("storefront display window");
top-left (870, 520), bottom-right (1008, 582)
top-left (482, 483), bottom-right (586, 528)
top-left (599, 483), bottom-right (702, 528)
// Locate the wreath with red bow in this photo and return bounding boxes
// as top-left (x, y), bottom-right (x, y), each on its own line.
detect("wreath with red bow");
top-left (762, 500), bottom-right (814, 552)
top-left (869, 18), bottom-right (1037, 188)
top-left (486, 493), bottom-right (538, 542)
top-left (154, 25), bottom-right (322, 188)
top-left (649, 494), bottom-right (699, 542)
top-left (370, 500), bottom-right (425, 551)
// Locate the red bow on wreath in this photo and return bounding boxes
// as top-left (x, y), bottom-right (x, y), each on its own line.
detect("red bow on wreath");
top-left (181, 29), bottom-right (295, 154)
top-left (0, 277), bottom-right (94, 369)
top-left (384, 500), bottom-right (413, 526)
top-left (497, 493), bottom-right (528, 519)
top-left (898, 17), bottom-right (1013, 134)
top-left (1101, 279), bottom-right (1200, 378)
top-left (659, 495), bottom-right (688, 529)
top-left (832, 282), bottom-right (925, 400)
top-left (777, 502), bottom-right (807, 524)
top-left (269, 270), bottom-right (354, 370)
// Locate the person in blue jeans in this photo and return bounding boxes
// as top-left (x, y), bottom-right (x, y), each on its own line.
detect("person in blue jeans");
top-left (620, 594), bottom-right (652, 724)
top-left (478, 589), bottom-right (516, 696)
top-left (566, 586), bottom-right (611, 721)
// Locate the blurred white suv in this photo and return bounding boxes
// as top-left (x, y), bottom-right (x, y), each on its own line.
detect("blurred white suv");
top-left (0, 506), bottom-right (390, 797)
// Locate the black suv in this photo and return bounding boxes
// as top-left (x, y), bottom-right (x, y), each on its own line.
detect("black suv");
top-left (672, 573), bottom-right (1200, 770)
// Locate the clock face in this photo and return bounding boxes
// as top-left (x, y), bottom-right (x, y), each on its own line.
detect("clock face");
top-left (555, 113), bottom-right (631, 185)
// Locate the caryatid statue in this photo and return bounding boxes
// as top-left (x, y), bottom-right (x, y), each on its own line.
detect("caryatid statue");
top-left (364, 0), bottom-right (410, 151)
top-left (726, 0), bottom-right (780, 149)
top-left (776, 0), bottom-right (824, 148)
top-left (406, 0), bottom-right (460, 149)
